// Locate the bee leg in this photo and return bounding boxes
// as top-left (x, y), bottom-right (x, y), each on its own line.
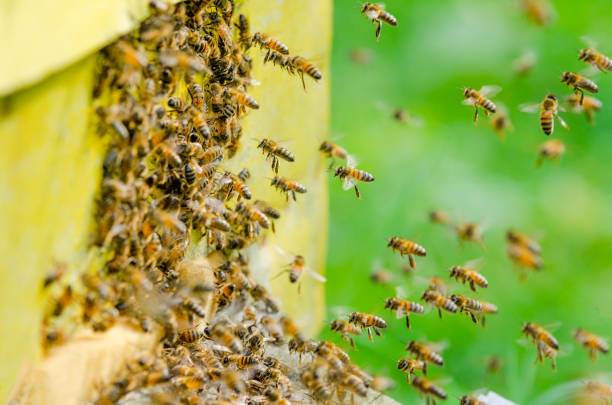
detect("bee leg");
top-left (353, 185), bottom-right (361, 199)
top-left (585, 110), bottom-right (594, 125)
top-left (482, 316), bottom-right (486, 328)
top-left (423, 362), bottom-right (427, 375)
top-left (408, 254), bottom-right (416, 269)
top-left (551, 358), bottom-right (556, 371)
top-left (469, 312), bottom-right (478, 324)
top-left (469, 281), bottom-right (476, 292)
top-left (297, 282), bottom-right (301, 295)
top-left (578, 88), bottom-right (584, 105)
top-left (375, 21), bottom-right (382, 41)
top-left (406, 373), bottom-right (411, 384)
top-left (405, 315), bottom-right (410, 329)
top-left (349, 337), bottom-right (356, 350)
top-left (473, 107), bottom-right (479, 123)
top-left (367, 328), bottom-right (373, 342)
top-left (291, 190), bottom-right (296, 201)
top-left (437, 308), bottom-right (442, 319)
top-left (299, 71), bottom-right (306, 91)
top-left (373, 326), bottom-right (382, 337)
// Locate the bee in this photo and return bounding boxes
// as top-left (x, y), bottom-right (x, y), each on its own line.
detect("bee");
top-left (302, 370), bottom-right (332, 401)
top-left (428, 276), bottom-right (448, 296)
top-left (179, 327), bottom-right (205, 344)
top-left (183, 297), bottom-right (207, 318)
top-left (584, 381), bottom-right (612, 404)
top-left (521, 0), bottom-right (554, 26)
top-left (449, 294), bottom-right (490, 325)
top-left (330, 319), bottom-right (362, 348)
top-left (397, 358), bottom-right (427, 382)
top-left (573, 329), bottom-right (609, 361)
top-left (208, 322), bottom-right (243, 353)
top-left (387, 237), bottom-right (426, 270)
top-left (334, 165), bottom-right (374, 199)
top-left (151, 208), bottom-right (187, 233)
top-left (460, 395), bottom-right (485, 405)
top-left (361, 2), bottom-right (398, 41)
top-left (522, 322), bottom-right (559, 350)
top-left (226, 87), bottom-right (259, 110)
top-left (348, 311), bottom-right (387, 342)
top-left (270, 176), bottom-right (307, 201)
top-left (486, 356), bottom-right (504, 374)
top-left (192, 110), bottom-right (211, 140)
top-left (507, 244), bottom-right (543, 271)
top-left (317, 340), bottom-right (351, 364)
top-left (578, 48), bottom-right (612, 72)
top-left (319, 140), bottom-right (356, 169)
top-left (513, 50), bottom-right (536, 76)
top-left (52, 284), bottom-right (74, 317)
top-left (330, 370), bottom-right (368, 398)
top-left (449, 265), bottom-right (488, 291)
top-left (405, 341), bottom-right (444, 367)
top-left (221, 172), bottom-right (252, 200)
top-left (455, 222), bottom-right (485, 247)
top-left (490, 112), bottom-right (512, 140)
top-left (253, 200), bottom-right (280, 232)
top-left (384, 297), bottom-right (425, 329)
top-left (252, 32), bottom-right (289, 55)
top-left (349, 47), bottom-right (373, 65)
top-left (561, 72), bottom-right (598, 105)
top-left (234, 14), bottom-right (251, 50)
top-left (289, 337), bottom-right (318, 363)
top-left (370, 269), bottom-right (392, 285)
top-left (370, 375), bottom-right (396, 392)
top-left (236, 201), bottom-right (270, 229)
top-left (290, 56), bottom-right (323, 89)
top-left (566, 94), bottom-right (602, 125)
top-left (506, 230), bottom-right (541, 255)
top-left (411, 375), bottom-right (447, 405)
top-left (421, 289), bottom-right (457, 318)
top-left (274, 253), bottom-right (326, 294)
top-left (260, 316), bottom-right (283, 343)
top-left (263, 387), bottom-right (291, 404)
top-left (257, 139), bottom-right (295, 174)
top-left (223, 354), bottom-right (259, 368)
top-left (462, 86), bottom-right (501, 123)
top-left (279, 315), bottom-right (303, 340)
top-left (223, 370), bottom-right (246, 394)
top-left (429, 211), bottom-right (449, 225)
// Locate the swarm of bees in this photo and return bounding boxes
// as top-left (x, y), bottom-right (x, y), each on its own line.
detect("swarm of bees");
top-left (36, 0), bottom-right (611, 404)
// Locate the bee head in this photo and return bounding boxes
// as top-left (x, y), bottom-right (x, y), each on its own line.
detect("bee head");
top-left (387, 236), bottom-right (396, 247)
top-left (578, 49), bottom-right (588, 61)
top-left (449, 267), bottom-right (457, 277)
top-left (560, 72), bottom-right (571, 83)
top-left (333, 166), bottom-right (343, 177)
top-left (406, 340), bottom-right (415, 351)
top-left (384, 297), bottom-right (393, 308)
top-left (361, 3), bottom-right (371, 13)
top-left (397, 358), bottom-right (407, 369)
top-left (463, 87), bottom-right (472, 97)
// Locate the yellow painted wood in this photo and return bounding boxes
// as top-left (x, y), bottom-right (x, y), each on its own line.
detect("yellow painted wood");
top-left (0, 0), bottom-right (332, 401)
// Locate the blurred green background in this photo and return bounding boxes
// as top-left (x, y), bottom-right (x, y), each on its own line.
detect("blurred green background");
top-left (318, 0), bottom-right (612, 404)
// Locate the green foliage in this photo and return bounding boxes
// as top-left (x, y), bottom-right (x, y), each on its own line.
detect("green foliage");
top-left (320, 0), bottom-right (612, 403)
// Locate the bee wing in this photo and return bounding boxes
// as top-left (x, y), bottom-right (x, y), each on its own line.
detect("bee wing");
top-left (479, 85), bottom-right (502, 97)
top-left (342, 177), bottom-right (356, 191)
top-left (555, 114), bottom-right (569, 130)
top-left (427, 339), bottom-right (449, 353)
top-left (579, 65), bottom-right (602, 77)
top-left (519, 103), bottom-right (541, 113)
top-left (346, 155), bottom-right (359, 168)
top-left (304, 266), bottom-right (327, 283)
top-left (395, 285), bottom-right (408, 299)
top-left (272, 244), bottom-right (294, 262)
top-left (464, 257), bottom-right (485, 270)
top-left (330, 305), bottom-right (354, 320)
top-left (462, 98), bottom-right (478, 106)
top-left (542, 321), bottom-right (562, 331)
top-left (580, 35), bottom-right (599, 50)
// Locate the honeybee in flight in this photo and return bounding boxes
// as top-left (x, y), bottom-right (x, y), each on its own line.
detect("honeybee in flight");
top-left (421, 289), bottom-right (457, 318)
top-left (536, 139), bottom-right (566, 168)
top-left (536, 340), bottom-right (558, 370)
top-left (460, 395), bottom-right (485, 405)
top-left (429, 210), bottom-right (450, 225)
top-left (561, 72), bottom-right (598, 105)
top-left (573, 329), bottom-right (609, 361)
top-left (578, 48), bottom-right (612, 72)
top-left (397, 358), bottom-right (427, 383)
top-left (521, 94), bottom-right (568, 136)
top-left (330, 319), bottom-right (362, 349)
top-left (455, 221), bottom-right (485, 247)
top-left (252, 32), bottom-right (290, 56)
top-left (334, 165), bottom-right (374, 199)
top-left (384, 297), bottom-right (425, 329)
top-left (273, 247), bottom-right (326, 294)
top-left (319, 140), bottom-right (357, 169)
top-left (348, 311), bottom-right (387, 342)
top-left (387, 237), bottom-right (426, 270)
top-left (513, 50), bottom-right (536, 76)
top-left (584, 381), bottom-right (612, 404)
top-left (361, 3), bottom-right (398, 41)
top-left (522, 322), bottom-right (559, 351)
top-left (290, 55), bottom-right (323, 89)
top-left (449, 261), bottom-right (488, 292)
top-left (507, 244), bottom-right (543, 273)
top-left (411, 375), bottom-right (447, 405)
top-left (521, 0), bottom-right (555, 26)
top-left (428, 276), bottom-right (448, 296)
top-left (450, 294), bottom-right (498, 326)
top-left (257, 138), bottom-right (295, 174)
top-left (506, 230), bottom-right (541, 255)
top-left (490, 107), bottom-right (513, 141)
top-left (462, 86), bottom-right (501, 123)
top-left (370, 267), bottom-right (392, 285)
top-left (270, 176), bottom-right (307, 201)
top-left (566, 94), bottom-right (602, 125)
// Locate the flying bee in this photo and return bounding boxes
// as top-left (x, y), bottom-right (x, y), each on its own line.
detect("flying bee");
top-left (462, 86), bottom-right (501, 123)
top-left (513, 50), bottom-right (536, 76)
top-left (507, 244), bottom-right (543, 272)
top-left (360, 2), bottom-right (398, 41)
top-left (257, 138), bottom-right (295, 173)
top-left (429, 211), bottom-right (450, 225)
top-left (449, 263), bottom-right (488, 292)
top-left (270, 176), bottom-right (307, 201)
top-left (349, 47), bottom-right (373, 65)
top-left (455, 221), bottom-right (485, 247)
top-left (460, 395), bottom-right (485, 405)
top-left (334, 165), bottom-right (375, 199)
top-left (449, 294), bottom-right (495, 325)
top-left (522, 322), bottom-right (559, 351)
top-left (411, 375), bottom-right (447, 405)
top-left (273, 248), bottom-right (326, 294)
top-left (490, 110), bottom-right (513, 141)
top-left (566, 94), bottom-right (602, 125)
top-left (506, 230), bottom-right (541, 254)
top-left (521, 93), bottom-right (569, 134)
top-left (370, 268), bottom-right (392, 285)
top-left (252, 32), bottom-right (289, 56)
top-left (330, 319), bottom-right (362, 349)
top-left (319, 140), bottom-right (357, 169)
top-left (290, 56), bottom-right (323, 89)
top-left (521, 0), bottom-right (554, 26)
top-left (329, 370), bottom-right (368, 398)
top-left (573, 329), bottom-right (609, 361)
top-left (387, 237), bottom-right (426, 270)
top-left (397, 358), bottom-right (427, 383)
top-left (578, 48), bottom-right (612, 72)
top-left (421, 289), bottom-right (457, 318)
top-left (428, 276), bottom-right (448, 296)
top-left (561, 72), bottom-right (598, 105)
top-left (584, 381), bottom-right (612, 404)
top-left (226, 87), bottom-right (259, 110)
top-left (384, 297), bottom-right (425, 329)
top-left (348, 311), bottom-right (387, 342)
